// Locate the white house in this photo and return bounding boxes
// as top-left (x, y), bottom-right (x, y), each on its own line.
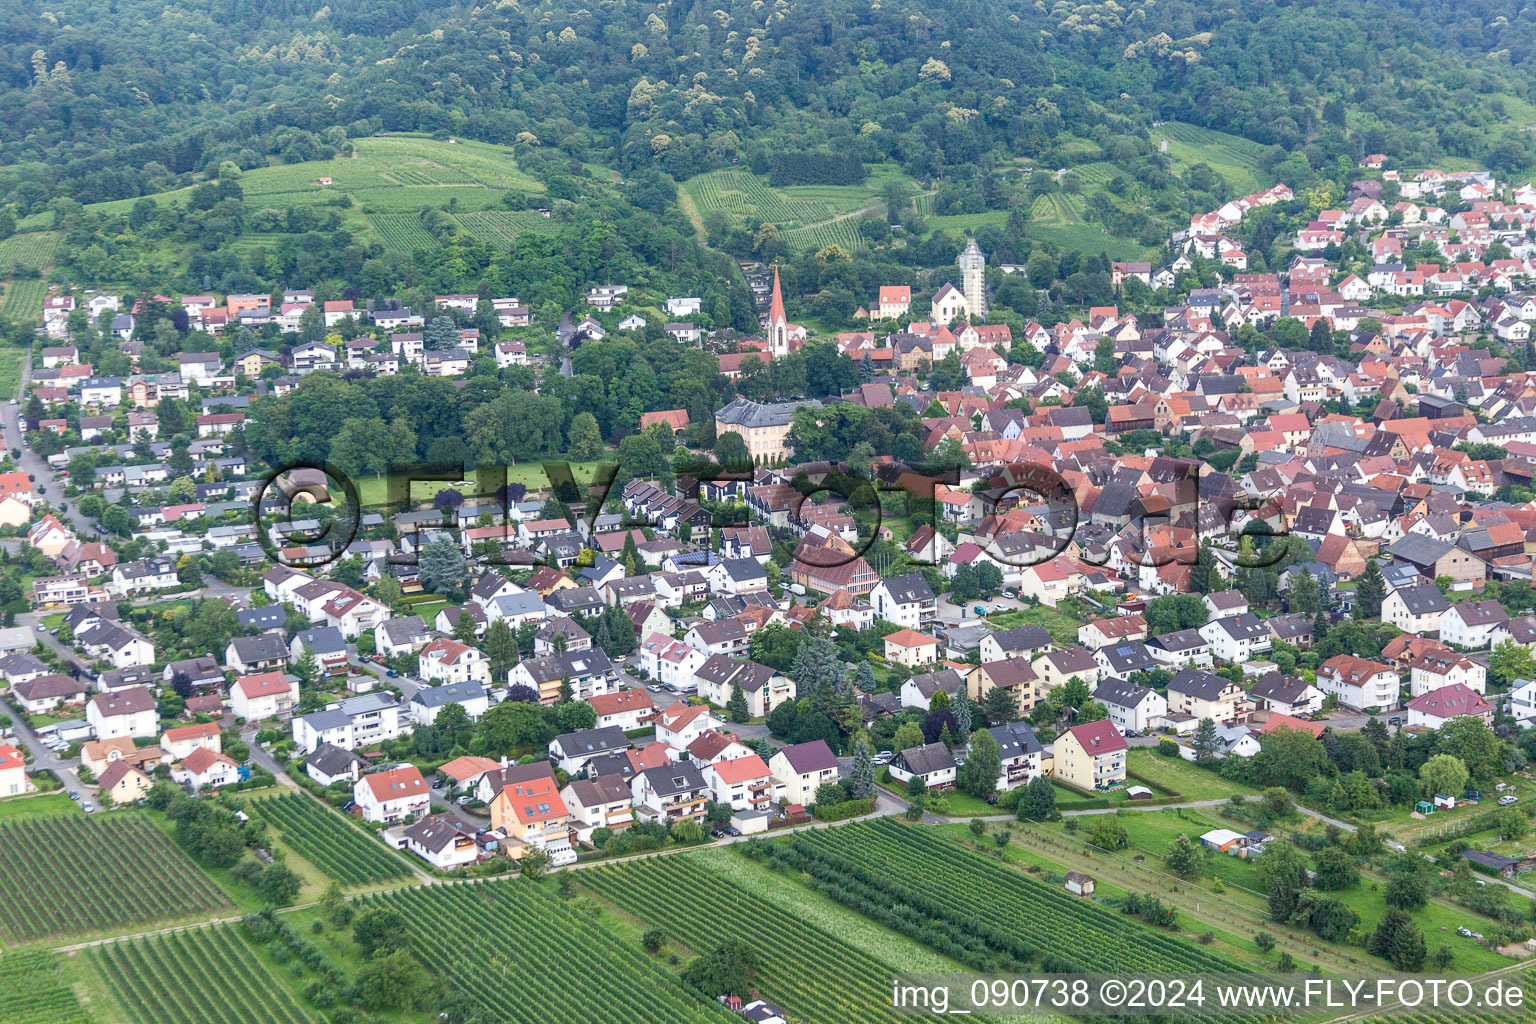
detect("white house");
top-left (639, 632), bottom-right (709, 691)
top-left (408, 681), bottom-right (490, 726)
top-left (402, 815), bottom-right (479, 869)
top-left (653, 701), bottom-right (721, 750)
top-left (230, 671), bottom-right (298, 721)
top-left (1315, 655), bottom-right (1400, 711)
top-left (86, 687), bottom-right (158, 739)
top-left (418, 638), bottom-right (491, 687)
top-left (1382, 583), bottom-right (1449, 635)
top-left (704, 754), bottom-right (779, 812)
top-left (353, 764), bottom-right (431, 823)
top-left (1091, 678), bottom-right (1168, 735)
top-left (1198, 613), bottom-right (1271, 662)
top-left (1409, 649), bottom-right (1486, 696)
top-left (1439, 600), bottom-right (1508, 649)
top-left (870, 574), bottom-right (938, 628)
top-left (989, 721), bottom-right (1044, 791)
top-left (561, 774), bottom-right (635, 842)
top-left (171, 747), bottom-right (241, 792)
top-left (1405, 684), bottom-right (1493, 730)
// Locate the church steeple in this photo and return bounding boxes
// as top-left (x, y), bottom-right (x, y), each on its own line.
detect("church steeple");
top-left (767, 265), bottom-right (789, 357)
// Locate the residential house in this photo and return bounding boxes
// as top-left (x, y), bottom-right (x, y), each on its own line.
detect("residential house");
top-left (768, 740), bottom-right (840, 806)
top-left (1054, 720), bottom-right (1128, 791)
top-left (354, 765), bottom-right (431, 823)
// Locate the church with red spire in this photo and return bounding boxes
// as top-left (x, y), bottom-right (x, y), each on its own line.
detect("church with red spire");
top-left (748, 265), bottom-right (804, 359)
top-left (766, 266), bottom-right (790, 357)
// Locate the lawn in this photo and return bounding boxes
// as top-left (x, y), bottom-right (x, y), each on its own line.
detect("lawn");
top-left (0, 345), bottom-right (24, 402)
top-left (1364, 774), bottom-right (1536, 843)
top-left (0, 792), bottom-right (76, 821)
top-left (1037, 808), bottom-right (1516, 973)
top-left (985, 604), bottom-right (1085, 645)
top-left (353, 457), bottom-right (612, 509)
top-left (1125, 748), bottom-right (1262, 801)
top-left (691, 846), bottom-right (971, 974)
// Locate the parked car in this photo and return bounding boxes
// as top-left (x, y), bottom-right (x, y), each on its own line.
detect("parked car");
top-left (711, 828), bottom-right (728, 839)
top-left (646, 684), bottom-right (663, 693)
top-left (386, 669), bottom-right (399, 677)
top-left (1457, 927), bottom-right (1485, 940)
top-left (68, 790), bottom-right (80, 801)
top-left (724, 826), bottom-right (740, 836)
top-left (873, 750), bottom-right (894, 765)
top-left (1388, 716), bottom-right (1404, 726)
top-left (973, 606), bottom-right (988, 615)
top-left (81, 802), bottom-right (94, 813)
top-left (1499, 795), bottom-right (1519, 806)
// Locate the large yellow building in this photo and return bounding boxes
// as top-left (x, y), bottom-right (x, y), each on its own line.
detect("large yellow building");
top-left (1053, 720), bottom-right (1128, 791)
top-left (714, 397), bottom-right (821, 464)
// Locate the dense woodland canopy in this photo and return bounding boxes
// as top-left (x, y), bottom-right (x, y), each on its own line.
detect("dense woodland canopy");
top-left (8, 0), bottom-right (1536, 213)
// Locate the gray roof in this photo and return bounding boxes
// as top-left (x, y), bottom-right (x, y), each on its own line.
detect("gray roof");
top-left (638, 761), bottom-right (707, 796)
top-left (714, 396), bottom-right (819, 428)
top-left (1387, 533), bottom-right (1455, 569)
top-left (896, 741), bottom-right (955, 777)
top-left (294, 626), bottom-right (346, 655)
top-left (880, 573), bottom-right (935, 605)
top-left (1093, 677), bottom-right (1155, 710)
top-left (988, 721), bottom-right (1043, 759)
top-left (1169, 668), bottom-right (1233, 701)
top-left (989, 624), bottom-right (1052, 655)
top-left (403, 814), bottom-right (471, 853)
top-left (229, 633), bottom-right (289, 663)
top-left (1391, 583), bottom-right (1449, 615)
top-left (553, 725), bottom-right (628, 757)
top-left (305, 742), bottom-right (364, 776)
top-left (410, 680), bottom-right (487, 709)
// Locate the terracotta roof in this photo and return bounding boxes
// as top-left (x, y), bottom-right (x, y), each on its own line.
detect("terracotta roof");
top-left (362, 765), bottom-right (428, 803)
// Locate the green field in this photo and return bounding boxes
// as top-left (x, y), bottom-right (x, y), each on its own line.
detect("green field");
top-left (246, 793), bottom-right (411, 887)
top-left (775, 819), bottom-right (1255, 980)
top-left (0, 949), bottom-right (89, 1024)
top-left (0, 277), bottom-right (49, 320)
top-left (0, 232), bottom-right (60, 273)
top-left (1025, 189), bottom-right (1156, 260)
top-left (580, 853), bottom-right (945, 1024)
top-left (0, 792), bottom-right (75, 821)
top-left (1125, 749), bottom-right (1262, 801)
top-left (1158, 122), bottom-right (1274, 195)
top-left (0, 814), bottom-right (231, 945)
top-left (83, 924), bottom-right (320, 1024)
top-left (357, 881), bottom-right (736, 1024)
top-left (683, 163), bottom-right (917, 251)
top-left (16, 135), bottom-right (545, 266)
top-left (1035, 808), bottom-right (1514, 973)
top-left (455, 209), bottom-right (560, 246)
top-left (0, 346), bottom-right (25, 402)
top-left (985, 603), bottom-right (1086, 645)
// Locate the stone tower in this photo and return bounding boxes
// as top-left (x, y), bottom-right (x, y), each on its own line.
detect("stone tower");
top-left (958, 237), bottom-right (986, 320)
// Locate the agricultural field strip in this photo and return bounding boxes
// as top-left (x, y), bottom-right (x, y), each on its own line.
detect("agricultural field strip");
top-left (786, 820), bottom-right (1266, 1022)
top-left (0, 949), bottom-right (89, 1024)
top-left (580, 853), bottom-right (1020, 1024)
top-left (0, 814), bottom-right (230, 945)
top-left (84, 923), bottom-right (319, 1024)
top-left (0, 231), bottom-right (61, 271)
top-left (247, 793), bottom-right (411, 886)
top-left (360, 881), bottom-right (736, 1024)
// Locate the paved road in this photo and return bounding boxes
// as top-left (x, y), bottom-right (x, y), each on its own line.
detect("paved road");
top-left (0, 693), bottom-right (89, 802)
top-left (0, 343), bottom-right (106, 539)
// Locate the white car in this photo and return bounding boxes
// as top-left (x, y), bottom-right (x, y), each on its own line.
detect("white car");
top-left (1498, 795), bottom-right (1519, 806)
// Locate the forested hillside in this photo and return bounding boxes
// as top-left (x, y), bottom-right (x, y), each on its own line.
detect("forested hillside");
top-left (7, 0), bottom-right (1536, 332)
top-left (7, 0), bottom-right (1536, 213)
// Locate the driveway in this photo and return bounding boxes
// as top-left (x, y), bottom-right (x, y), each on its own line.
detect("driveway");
top-left (0, 694), bottom-right (89, 802)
